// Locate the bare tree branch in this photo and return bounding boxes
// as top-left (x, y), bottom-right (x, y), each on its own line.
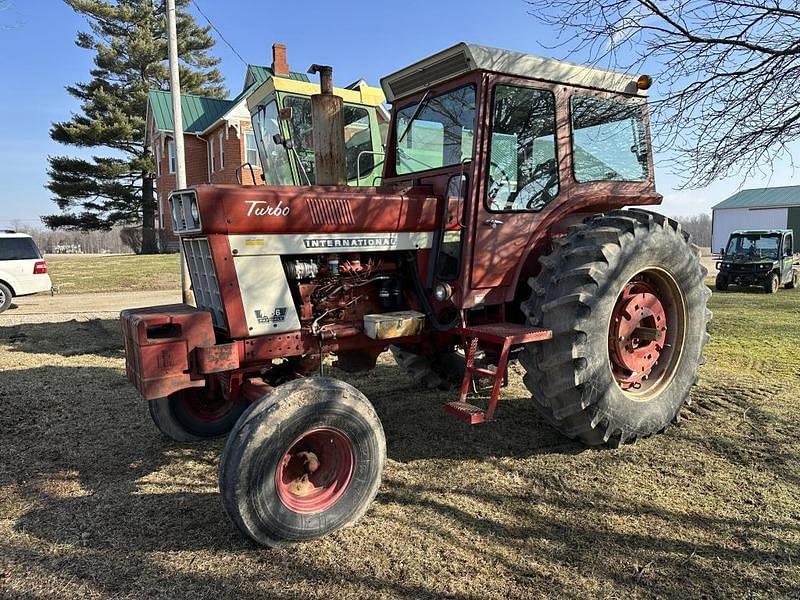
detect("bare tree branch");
top-left (527, 0), bottom-right (800, 187)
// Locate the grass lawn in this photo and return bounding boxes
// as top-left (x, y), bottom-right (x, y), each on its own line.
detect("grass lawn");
top-left (0, 286), bottom-right (798, 598)
top-left (46, 254), bottom-right (181, 294)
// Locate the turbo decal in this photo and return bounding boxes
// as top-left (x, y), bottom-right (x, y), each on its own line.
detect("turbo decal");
top-left (245, 200), bottom-right (291, 217)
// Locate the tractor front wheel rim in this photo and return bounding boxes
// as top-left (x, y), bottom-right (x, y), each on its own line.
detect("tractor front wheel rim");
top-left (275, 427), bottom-right (355, 514)
top-left (608, 268), bottom-right (686, 400)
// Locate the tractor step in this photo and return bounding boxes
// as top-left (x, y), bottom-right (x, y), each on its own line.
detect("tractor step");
top-left (444, 401), bottom-right (486, 425)
top-left (446, 322), bottom-right (552, 424)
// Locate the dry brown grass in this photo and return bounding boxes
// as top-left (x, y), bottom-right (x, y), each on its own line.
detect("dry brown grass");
top-left (1, 288), bottom-right (799, 599)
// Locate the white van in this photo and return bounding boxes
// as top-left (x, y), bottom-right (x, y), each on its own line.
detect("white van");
top-left (0, 231), bottom-right (52, 313)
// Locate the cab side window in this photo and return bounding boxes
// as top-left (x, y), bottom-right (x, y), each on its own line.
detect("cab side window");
top-left (486, 85), bottom-right (558, 212)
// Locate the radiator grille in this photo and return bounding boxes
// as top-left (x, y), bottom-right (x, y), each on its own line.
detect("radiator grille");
top-left (306, 197), bottom-right (354, 224)
top-left (183, 238), bottom-right (227, 330)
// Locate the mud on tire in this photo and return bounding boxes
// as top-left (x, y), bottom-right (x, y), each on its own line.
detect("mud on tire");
top-left (520, 209), bottom-right (712, 446)
top-left (218, 377), bottom-right (385, 547)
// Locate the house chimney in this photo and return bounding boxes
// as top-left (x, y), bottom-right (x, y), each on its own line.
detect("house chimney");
top-left (272, 43), bottom-right (289, 75)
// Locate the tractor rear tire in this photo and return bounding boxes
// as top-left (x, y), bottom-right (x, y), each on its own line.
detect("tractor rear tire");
top-left (786, 271), bottom-right (798, 289)
top-left (765, 272), bottom-right (780, 294)
top-left (218, 377), bottom-right (385, 547)
top-left (520, 209), bottom-right (712, 446)
top-left (715, 273), bottom-right (729, 291)
top-left (148, 387), bottom-right (249, 442)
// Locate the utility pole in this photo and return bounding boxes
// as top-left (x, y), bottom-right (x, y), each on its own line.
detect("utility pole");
top-left (166, 0), bottom-right (194, 305)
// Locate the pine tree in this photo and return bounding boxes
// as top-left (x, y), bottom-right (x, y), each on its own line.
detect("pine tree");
top-left (45, 0), bottom-right (225, 253)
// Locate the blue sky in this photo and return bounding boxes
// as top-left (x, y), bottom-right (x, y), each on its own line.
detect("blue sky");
top-left (1, 0), bottom-right (797, 226)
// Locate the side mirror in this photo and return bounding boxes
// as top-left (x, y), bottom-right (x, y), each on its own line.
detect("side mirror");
top-left (719, 247), bottom-right (725, 256)
top-left (272, 133), bottom-right (294, 150)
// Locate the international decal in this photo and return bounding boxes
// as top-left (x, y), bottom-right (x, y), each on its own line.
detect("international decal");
top-left (303, 235), bottom-right (398, 249)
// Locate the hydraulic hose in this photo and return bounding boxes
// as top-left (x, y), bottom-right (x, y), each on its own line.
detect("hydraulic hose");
top-left (405, 252), bottom-right (459, 331)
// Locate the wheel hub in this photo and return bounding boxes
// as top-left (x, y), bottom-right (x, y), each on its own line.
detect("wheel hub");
top-left (609, 280), bottom-right (668, 390)
top-left (275, 427), bottom-right (354, 514)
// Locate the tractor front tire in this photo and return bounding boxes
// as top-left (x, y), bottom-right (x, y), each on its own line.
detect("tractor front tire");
top-left (765, 272), bottom-right (780, 294)
top-left (219, 377), bottom-right (385, 547)
top-left (715, 273), bottom-right (729, 291)
top-left (148, 387), bottom-right (249, 442)
top-left (520, 209), bottom-right (711, 446)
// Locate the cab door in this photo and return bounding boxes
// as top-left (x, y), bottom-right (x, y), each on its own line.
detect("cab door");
top-left (470, 79), bottom-right (561, 289)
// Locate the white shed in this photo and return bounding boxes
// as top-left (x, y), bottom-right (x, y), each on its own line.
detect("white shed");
top-left (711, 185), bottom-right (800, 253)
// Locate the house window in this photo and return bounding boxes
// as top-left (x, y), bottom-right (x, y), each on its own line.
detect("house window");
top-left (168, 140), bottom-right (176, 174)
top-left (245, 130), bottom-right (260, 166)
top-left (155, 144), bottom-right (161, 177)
top-left (209, 136), bottom-right (216, 173)
top-left (218, 131), bottom-right (224, 170)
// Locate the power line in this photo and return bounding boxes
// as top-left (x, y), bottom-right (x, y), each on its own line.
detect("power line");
top-left (190, 0), bottom-right (248, 67)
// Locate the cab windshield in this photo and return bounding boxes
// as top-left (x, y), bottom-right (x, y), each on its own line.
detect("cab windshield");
top-left (725, 234), bottom-right (780, 259)
top-left (394, 85), bottom-right (476, 175)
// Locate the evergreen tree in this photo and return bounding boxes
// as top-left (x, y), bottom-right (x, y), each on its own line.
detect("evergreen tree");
top-left (45, 0), bottom-right (225, 253)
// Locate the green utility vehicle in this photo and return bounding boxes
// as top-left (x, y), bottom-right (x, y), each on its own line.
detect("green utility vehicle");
top-left (716, 229), bottom-right (798, 293)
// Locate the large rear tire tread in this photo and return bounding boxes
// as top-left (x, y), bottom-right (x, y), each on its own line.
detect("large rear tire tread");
top-left (520, 209), bottom-right (712, 446)
top-left (218, 377), bottom-right (386, 547)
top-left (390, 346), bottom-right (466, 390)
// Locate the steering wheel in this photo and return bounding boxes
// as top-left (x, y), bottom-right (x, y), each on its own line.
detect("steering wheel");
top-left (487, 160), bottom-right (513, 207)
top-left (525, 165), bottom-right (559, 210)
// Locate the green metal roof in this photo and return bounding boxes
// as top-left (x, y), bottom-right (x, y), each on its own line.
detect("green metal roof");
top-left (712, 185), bottom-right (800, 210)
top-left (148, 90), bottom-right (234, 133)
top-left (246, 64), bottom-right (310, 87)
top-left (148, 65), bottom-right (310, 135)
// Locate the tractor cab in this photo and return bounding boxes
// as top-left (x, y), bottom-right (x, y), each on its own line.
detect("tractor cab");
top-left (379, 43), bottom-right (658, 313)
top-left (246, 72), bottom-right (387, 187)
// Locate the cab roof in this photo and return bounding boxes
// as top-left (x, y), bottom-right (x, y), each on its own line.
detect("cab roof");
top-left (731, 229), bottom-right (790, 235)
top-left (380, 42), bottom-right (646, 103)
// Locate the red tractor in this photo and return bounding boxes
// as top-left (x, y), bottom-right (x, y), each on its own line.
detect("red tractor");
top-left (122, 43), bottom-right (711, 547)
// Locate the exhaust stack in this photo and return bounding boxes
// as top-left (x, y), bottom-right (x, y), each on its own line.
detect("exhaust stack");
top-left (308, 64), bottom-right (346, 186)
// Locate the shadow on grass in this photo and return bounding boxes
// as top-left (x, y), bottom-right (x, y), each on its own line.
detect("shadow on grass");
top-left (0, 318), bottom-right (122, 357)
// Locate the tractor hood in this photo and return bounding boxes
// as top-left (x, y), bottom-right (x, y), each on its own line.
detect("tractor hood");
top-left (171, 184), bottom-right (440, 236)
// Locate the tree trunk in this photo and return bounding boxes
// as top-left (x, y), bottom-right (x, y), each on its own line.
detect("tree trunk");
top-left (141, 173), bottom-right (157, 254)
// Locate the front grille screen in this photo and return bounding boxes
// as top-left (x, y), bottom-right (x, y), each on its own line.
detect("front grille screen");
top-left (183, 237), bottom-right (227, 330)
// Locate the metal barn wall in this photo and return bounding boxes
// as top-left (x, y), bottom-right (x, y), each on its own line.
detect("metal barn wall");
top-left (788, 207), bottom-right (800, 252)
top-left (711, 207), bottom-right (788, 252)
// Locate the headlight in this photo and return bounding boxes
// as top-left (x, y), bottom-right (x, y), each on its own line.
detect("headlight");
top-left (190, 198), bottom-right (199, 223)
top-left (723, 263), bottom-right (731, 269)
top-left (433, 282), bottom-right (452, 301)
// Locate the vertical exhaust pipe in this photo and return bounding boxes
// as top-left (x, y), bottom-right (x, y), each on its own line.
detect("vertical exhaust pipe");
top-left (307, 64), bottom-right (346, 186)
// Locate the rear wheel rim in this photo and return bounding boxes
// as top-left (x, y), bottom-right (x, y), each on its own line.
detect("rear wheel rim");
top-left (608, 268), bottom-right (686, 400)
top-left (275, 427), bottom-right (355, 514)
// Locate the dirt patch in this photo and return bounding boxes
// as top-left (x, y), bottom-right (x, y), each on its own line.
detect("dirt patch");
top-left (1, 289), bottom-right (799, 599)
